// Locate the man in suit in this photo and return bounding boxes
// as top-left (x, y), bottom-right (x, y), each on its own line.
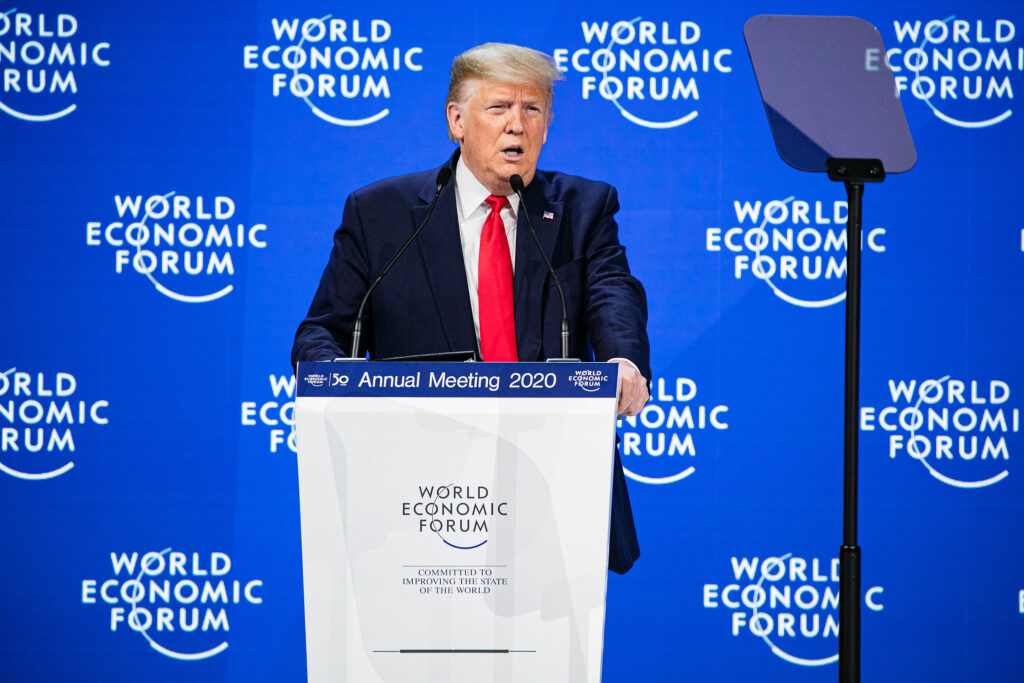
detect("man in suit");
top-left (292, 43), bottom-right (650, 573)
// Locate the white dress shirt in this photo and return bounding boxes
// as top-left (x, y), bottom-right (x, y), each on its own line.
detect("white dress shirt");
top-left (454, 157), bottom-right (520, 344)
top-left (451, 158), bottom-right (641, 378)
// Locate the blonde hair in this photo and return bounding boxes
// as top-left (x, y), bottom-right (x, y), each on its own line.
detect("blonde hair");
top-left (446, 42), bottom-right (564, 141)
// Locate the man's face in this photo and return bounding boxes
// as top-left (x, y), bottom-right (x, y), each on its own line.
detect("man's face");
top-left (446, 79), bottom-right (550, 196)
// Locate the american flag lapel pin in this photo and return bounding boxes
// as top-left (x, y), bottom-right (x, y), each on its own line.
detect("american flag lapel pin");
top-left (543, 211), bottom-right (554, 220)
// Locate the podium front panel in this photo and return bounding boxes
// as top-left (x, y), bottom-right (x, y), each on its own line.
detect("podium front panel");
top-left (295, 362), bottom-right (620, 683)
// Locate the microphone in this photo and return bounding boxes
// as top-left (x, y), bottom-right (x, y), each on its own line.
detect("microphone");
top-left (347, 165), bottom-right (453, 359)
top-left (509, 174), bottom-right (575, 361)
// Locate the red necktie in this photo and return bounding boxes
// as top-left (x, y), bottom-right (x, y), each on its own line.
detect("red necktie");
top-left (478, 195), bottom-right (518, 361)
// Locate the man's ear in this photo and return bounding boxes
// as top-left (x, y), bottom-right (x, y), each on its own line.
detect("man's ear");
top-left (446, 102), bottom-right (464, 142)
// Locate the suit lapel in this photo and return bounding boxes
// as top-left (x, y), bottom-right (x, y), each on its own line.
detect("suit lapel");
top-left (414, 155), bottom-right (478, 355)
top-left (514, 175), bottom-right (563, 362)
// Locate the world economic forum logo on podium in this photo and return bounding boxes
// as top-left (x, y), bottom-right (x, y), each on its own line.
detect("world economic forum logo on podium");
top-left (303, 372), bottom-right (327, 388)
top-left (243, 15), bottom-right (424, 127)
top-left (888, 16), bottom-right (1020, 129)
top-left (568, 368), bottom-right (609, 392)
top-left (0, 9), bottom-right (111, 122)
top-left (552, 17), bottom-right (734, 129)
top-left (403, 483), bottom-right (509, 550)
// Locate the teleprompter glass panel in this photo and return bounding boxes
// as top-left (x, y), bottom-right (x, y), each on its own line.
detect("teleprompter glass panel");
top-left (744, 15), bottom-right (917, 173)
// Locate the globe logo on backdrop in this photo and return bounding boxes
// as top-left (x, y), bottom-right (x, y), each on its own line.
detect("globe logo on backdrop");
top-left (552, 17), bottom-right (734, 129)
top-left (80, 548), bottom-right (263, 661)
top-left (241, 372), bottom-right (296, 454)
top-left (617, 376), bottom-right (728, 485)
top-left (0, 367), bottom-right (108, 480)
top-left (0, 8), bottom-right (110, 122)
top-left (85, 192), bottom-right (267, 303)
top-left (702, 552), bottom-right (884, 667)
top-left (705, 195), bottom-right (887, 309)
top-left (862, 375), bottom-right (1017, 488)
top-left (887, 16), bottom-right (1020, 129)
top-left (242, 15), bottom-right (423, 127)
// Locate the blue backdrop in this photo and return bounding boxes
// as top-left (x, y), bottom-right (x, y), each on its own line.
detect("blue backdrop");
top-left (2, 1), bottom-right (1022, 681)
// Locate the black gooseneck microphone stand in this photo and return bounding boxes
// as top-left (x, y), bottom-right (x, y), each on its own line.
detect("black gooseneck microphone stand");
top-left (509, 174), bottom-right (576, 362)
top-left (346, 165), bottom-right (453, 359)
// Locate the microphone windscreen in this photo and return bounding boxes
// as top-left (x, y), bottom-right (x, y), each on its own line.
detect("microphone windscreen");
top-left (435, 166), bottom-right (452, 188)
top-left (509, 174), bottom-right (525, 193)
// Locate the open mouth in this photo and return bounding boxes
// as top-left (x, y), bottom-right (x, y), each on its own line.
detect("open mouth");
top-left (501, 146), bottom-right (524, 160)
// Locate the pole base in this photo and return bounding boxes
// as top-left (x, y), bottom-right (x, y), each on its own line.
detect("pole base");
top-left (839, 544), bottom-right (861, 683)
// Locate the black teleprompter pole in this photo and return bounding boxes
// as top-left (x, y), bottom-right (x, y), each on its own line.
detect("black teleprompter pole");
top-left (828, 158), bottom-right (883, 683)
top-left (839, 177), bottom-right (863, 683)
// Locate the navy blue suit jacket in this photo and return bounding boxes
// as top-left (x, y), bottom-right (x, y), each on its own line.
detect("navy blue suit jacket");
top-left (292, 152), bottom-right (650, 573)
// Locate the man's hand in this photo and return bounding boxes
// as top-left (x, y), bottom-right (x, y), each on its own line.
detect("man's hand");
top-left (613, 359), bottom-right (649, 417)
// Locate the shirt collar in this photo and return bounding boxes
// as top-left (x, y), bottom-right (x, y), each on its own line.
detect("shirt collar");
top-left (454, 155), bottom-right (521, 221)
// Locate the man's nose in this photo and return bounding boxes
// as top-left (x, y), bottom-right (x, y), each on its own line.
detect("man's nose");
top-left (505, 107), bottom-right (525, 134)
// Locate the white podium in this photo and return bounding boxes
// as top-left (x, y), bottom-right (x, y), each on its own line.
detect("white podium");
top-left (295, 361), bottom-right (620, 683)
